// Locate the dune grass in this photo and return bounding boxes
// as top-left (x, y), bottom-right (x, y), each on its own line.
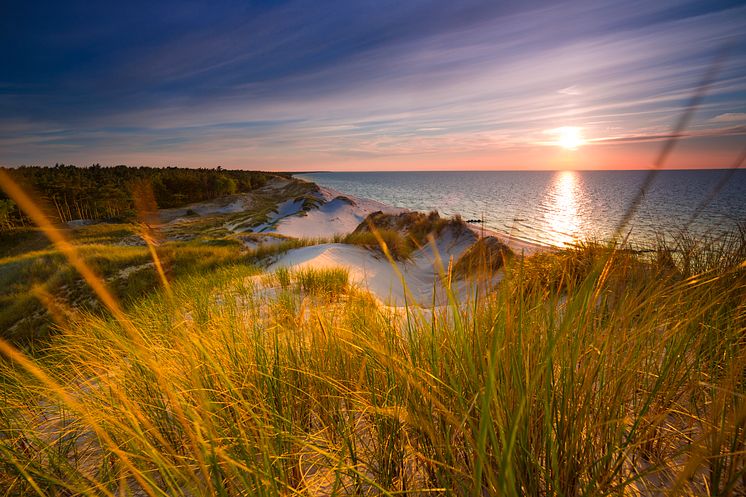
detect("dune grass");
top-left (0, 230), bottom-right (744, 496)
top-left (343, 229), bottom-right (414, 260)
top-left (246, 236), bottom-right (331, 261)
top-left (344, 211), bottom-right (471, 261)
top-left (294, 267), bottom-right (349, 297)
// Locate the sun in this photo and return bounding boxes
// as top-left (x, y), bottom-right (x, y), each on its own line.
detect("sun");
top-left (555, 126), bottom-right (585, 150)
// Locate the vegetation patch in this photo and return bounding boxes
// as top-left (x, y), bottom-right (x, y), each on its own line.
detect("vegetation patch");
top-left (0, 232), bottom-right (260, 345)
top-left (293, 267), bottom-right (349, 297)
top-left (345, 210), bottom-right (471, 260)
top-left (0, 165), bottom-right (274, 229)
top-left (454, 235), bottom-right (513, 276)
top-left (332, 195), bottom-right (356, 206)
top-left (344, 228), bottom-right (414, 260)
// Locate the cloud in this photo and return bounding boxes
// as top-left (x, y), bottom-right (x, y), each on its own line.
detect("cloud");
top-left (558, 86), bottom-right (582, 96)
top-left (710, 113), bottom-right (746, 123)
top-left (592, 125), bottom-right (746, 144)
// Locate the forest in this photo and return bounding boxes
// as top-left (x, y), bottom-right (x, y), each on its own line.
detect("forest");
top-left (0, 164), bottom-right (277, 230)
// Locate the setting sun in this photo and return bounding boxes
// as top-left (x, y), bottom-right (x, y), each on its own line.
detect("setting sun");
top-left (556, 126), bottom-right (585, 150)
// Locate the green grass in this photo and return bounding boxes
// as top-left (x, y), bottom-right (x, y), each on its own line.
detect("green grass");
top-left (245, 236), bottom-right (329, 261)
top-left (0, 228), bottom-right (52, 258)
top-left (0, 233), bottom-right (743, 495)
top-left (0, 174), bottom-right (328, 346)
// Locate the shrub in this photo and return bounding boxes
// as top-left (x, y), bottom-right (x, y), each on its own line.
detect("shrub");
top-left (346, 210), bottom-right (472, 260)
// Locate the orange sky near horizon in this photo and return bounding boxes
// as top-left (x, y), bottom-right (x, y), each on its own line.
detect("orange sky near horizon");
top-left (72, 138), bottom-right (738, 172)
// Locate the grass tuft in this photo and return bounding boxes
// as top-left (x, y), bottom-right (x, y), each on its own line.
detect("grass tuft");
top-left (293, 267), bottom-right (349, 297)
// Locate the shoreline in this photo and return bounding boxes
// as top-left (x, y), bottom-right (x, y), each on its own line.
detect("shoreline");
top-left (297, 178), bottom-right (546, 256)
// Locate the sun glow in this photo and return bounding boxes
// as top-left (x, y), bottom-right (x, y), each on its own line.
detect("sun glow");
top-left (555, 126), bottom-right (585, 150)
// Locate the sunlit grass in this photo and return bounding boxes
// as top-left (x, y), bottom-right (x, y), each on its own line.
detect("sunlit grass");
top-left (294, 267), bottom-right (349, 297)
top-left (0, 232), bottom-right (743, 495)
top-left (0, 227), bottom-right (261, 345)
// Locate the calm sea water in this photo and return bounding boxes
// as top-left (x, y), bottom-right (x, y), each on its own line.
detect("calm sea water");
top-left (298, 170), bottom-right (746, 248)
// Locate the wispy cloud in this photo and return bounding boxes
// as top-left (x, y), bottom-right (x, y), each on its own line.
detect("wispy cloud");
top-left (558, 86), bottom-right (582, 96)
top-left (591, 125), bottom-right (746, 144)
top-left (710, 113), bottom-right (746, 123)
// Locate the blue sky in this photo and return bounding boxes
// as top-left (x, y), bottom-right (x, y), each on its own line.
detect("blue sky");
top-left (1, 0), bottom-right (745, 170)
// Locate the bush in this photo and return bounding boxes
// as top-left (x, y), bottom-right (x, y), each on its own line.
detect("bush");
top-left (454, 236), bottom-right (513, 276)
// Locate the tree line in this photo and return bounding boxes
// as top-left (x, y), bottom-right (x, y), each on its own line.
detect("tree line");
top-left (0, 164), bottom-right (278, 231)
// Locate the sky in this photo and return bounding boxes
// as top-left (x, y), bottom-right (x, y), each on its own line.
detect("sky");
top-left (1, 0), bottom-right (745, 171)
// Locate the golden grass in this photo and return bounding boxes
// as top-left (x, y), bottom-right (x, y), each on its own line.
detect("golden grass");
top-left (0, 235), bottom-right (743, 495)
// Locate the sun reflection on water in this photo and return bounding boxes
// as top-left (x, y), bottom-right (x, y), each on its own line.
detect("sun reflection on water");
top-left (544, 170), bottom-right (581, 247)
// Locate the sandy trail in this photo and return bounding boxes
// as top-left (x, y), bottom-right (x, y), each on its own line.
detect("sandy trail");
top-left (157, 193), bottom-right (255, 224)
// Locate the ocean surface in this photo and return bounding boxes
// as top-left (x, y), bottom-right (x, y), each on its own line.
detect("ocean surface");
top-left (298, 170), bottom-right (746, 248)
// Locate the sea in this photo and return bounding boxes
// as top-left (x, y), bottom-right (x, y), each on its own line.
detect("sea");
top-left (298, 170), bottom-right (746, 248)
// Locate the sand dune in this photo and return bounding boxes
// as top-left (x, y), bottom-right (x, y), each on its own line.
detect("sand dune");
top-left (269, 223), bottom-right (488, 306)
top-left (274, 186), bottom-right (405, 238)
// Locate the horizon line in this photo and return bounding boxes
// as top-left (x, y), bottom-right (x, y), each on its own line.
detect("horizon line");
top-left (2, 164), bottom-right (741, 174)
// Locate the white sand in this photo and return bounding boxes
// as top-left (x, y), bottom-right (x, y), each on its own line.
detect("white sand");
top-left (270, 243), bottom-right (429, 306)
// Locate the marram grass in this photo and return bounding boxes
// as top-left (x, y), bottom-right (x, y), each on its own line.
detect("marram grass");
top-left (0, 236), bottom-right (744, 496)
